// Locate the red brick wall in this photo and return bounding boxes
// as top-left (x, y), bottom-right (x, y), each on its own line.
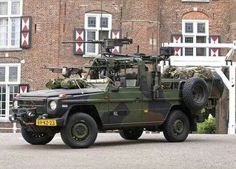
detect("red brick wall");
top-left (159, 0), bottom-right (231, 43)
top-left (121, 0), bottom-right (160, 55)
top-left (0, 0), bottom-right (61, 90)
top-left (230, 0), bottom-right (236, 40)
top-left (58, 0), bottom-right (122, 69)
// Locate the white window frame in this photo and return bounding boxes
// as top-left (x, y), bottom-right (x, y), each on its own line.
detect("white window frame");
top-left (84, 13), bottom-right (112, 57)
top-left (182, 20), bottom-right (209, 57)
top-left (0, 63), bottom-right (21, 121)
top-left (0, 0), bottom-right (23, 50)
top-left (0, 63), bottom-right (21, 85)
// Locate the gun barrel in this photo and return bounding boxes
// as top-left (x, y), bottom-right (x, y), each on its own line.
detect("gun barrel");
top-left (62, 40), bottom-right (104, 44)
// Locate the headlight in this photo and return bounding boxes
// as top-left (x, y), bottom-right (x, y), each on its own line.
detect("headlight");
top-left (13, 100), bottom-right (18, 109)
top-left (49, 101), bottom-right (57, 110)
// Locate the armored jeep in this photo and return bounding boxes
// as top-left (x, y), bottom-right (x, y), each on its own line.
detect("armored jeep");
top-left (10, 39), bottom-right (221, 148)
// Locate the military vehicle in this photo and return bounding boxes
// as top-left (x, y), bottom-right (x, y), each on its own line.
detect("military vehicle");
top-left (10, 39), bottom-right (221, 148)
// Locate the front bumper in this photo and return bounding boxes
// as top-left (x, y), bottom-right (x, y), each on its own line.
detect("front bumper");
top-left (10, 108), bottom-right (64, 127)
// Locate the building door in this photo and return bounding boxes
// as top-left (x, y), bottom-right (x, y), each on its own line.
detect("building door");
top-left (0, 64), bottom-right (21, 122)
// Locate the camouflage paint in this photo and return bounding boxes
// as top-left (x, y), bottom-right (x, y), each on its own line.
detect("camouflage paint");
top-left (11, 55), bottom-right (219, 131)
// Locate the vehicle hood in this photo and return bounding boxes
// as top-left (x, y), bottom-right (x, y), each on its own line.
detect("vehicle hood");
top-left (18, 87), bottom-right (105, 98)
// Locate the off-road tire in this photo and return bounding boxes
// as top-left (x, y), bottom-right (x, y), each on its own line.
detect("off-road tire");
top-left (182, 77), bottom-right (209, 111)
top-left (119, 128), bottom-right (143, 140)
top-left (61, 113), bottom-right (98, 148)
top-left (21, 127), bottom-right (55, 145)
top-left (212, 72), bottom-right (224, 97)
top-left (163, 110), bottom-right (190, 142)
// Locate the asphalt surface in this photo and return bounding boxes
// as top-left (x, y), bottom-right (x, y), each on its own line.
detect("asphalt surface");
top-left (1, 133), bottom-right (236, 169)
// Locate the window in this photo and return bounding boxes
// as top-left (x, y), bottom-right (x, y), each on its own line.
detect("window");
top-left (0, 67), bottom-right (5, 82)
top-left (197, 23), bottom-right (205, 33)
top-left (85, 13), bottom-right (112, 56)
top-left (88, 17), bottom-right (96, 27)
top-left (0, 64), bottom-right (20, 84)
top-left (0, 64), bottom-right (20, 120)
top-left (0, 85), bottom-right (6, 117)
top-left (0, 0), bottom-right (22, 49)
top-left (100, 17), bottom-right (108, 28)
top-left (182, 20), bottom-right (209, 56)
top-left (185, 23), bottom-right (193, 33)
top-left (9, 66), bottom-right (18, 82)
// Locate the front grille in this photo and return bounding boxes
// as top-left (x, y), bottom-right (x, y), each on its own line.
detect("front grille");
top-left (18, 100), bottom-right (46, 107)
top-left (18, 99), bottom-right (47, 114)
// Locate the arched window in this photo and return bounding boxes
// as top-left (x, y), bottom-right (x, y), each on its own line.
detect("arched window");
top-left (182, 11), bottom-right (209, 56)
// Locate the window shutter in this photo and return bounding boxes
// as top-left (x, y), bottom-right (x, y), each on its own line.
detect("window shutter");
top-left (171, 34), bottom-right (182, 56)
top-left (20, 16), bottom-right (32, 49)
top-left (209, 35), bottom-right (221, 57)
top-left (73, 28), bottom-right (85, 55)
top-left (19, 84), bottom-right (30, 93)
top-left (111, 30), bottom-right (121, 53)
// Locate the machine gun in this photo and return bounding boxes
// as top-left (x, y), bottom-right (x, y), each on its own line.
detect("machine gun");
top-left (63, 38), bottom-right (133, 55)
top-left (42, 66), bottom-right (84, 78)
top-left (132, 47), bottom-right (175, 63)
top-left (63, 38), bottom-right (174, 61)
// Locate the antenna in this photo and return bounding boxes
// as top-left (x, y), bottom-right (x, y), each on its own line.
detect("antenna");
top-left (100, 0), bottom-right (103, 56)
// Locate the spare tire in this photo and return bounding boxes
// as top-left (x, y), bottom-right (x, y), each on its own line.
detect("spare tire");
top-left (182, 77), bottom-right (209, 111)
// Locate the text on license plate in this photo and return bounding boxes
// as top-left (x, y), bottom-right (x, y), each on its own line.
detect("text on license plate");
top-left (36, 119), bottom-right (57, 126)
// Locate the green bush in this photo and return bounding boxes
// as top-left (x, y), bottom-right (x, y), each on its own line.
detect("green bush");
top-left (197, 116), bottom-right (216, 134)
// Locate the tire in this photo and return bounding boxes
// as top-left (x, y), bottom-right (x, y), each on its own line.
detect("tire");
top-left (21, 127), bottom-right (55, 145)
top-left (163, 110), bottom-right (190, 142)
top-left (212, 72), bottom-right (224, 97)
top-left (119, 128), bottom-right (143, 140)
top-left (182, 77), bottom-right (209, 111)
top-left (61, 113), bottom-right (98, 148)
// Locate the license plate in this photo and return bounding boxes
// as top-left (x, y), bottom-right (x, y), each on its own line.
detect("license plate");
top-left (36, 119), bottom-right (57, 126)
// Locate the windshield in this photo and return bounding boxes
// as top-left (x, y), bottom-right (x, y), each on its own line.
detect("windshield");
top-left (86, 78), bottom-right (110, 91)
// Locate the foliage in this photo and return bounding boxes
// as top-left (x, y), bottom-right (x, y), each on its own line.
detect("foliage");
top-left (46, 78), bottom-right (63, 89)
top-left (61, 79), bottom-right (88, 89)
top-left (162, 66), bottom-right (213, 80)
top-left (162, 66), bottom-right (213, 89)
top-left (46, 78), bottom-right (88, 89)
top-left (197, 116), bottom-right (216, 134)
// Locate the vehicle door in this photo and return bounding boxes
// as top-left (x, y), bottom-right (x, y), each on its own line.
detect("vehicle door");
top-left (107, 67), bottom-right (143, 126)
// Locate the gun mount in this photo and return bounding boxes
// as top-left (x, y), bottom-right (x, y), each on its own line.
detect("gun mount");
top-left (42, 66), bottom-right (84, 78)
top-left (63, 38), bottom-right (133, 54)
top-left (63, 38), bottom-right (174, 61)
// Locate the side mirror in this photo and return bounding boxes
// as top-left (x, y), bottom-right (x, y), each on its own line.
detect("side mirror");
top-left (111, 86), bottom-right (119, 92)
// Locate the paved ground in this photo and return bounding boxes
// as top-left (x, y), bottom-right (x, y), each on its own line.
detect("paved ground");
top-left (1, 133), bottom-right (236, 169)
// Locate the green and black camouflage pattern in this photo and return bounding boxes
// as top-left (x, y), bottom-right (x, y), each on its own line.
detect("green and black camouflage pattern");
top-left (11, 55), bottom-right (222, 132)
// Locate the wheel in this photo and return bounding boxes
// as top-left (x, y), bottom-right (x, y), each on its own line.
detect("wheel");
top-left (212, 71), bottom-right (224, 97)
top-left (163, 110), bottom-right (190, 142)
top-left (21, 127), bottom-right (55, 145)
top-left (61, 113), bottom-right (98, 148)
top-left (182, 77), bottom-right (209, 111)
top-left (119, 128), bottom-right (143, 140)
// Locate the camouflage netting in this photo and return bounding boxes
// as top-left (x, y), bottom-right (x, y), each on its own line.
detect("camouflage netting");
top-left (46, 78), bottom-right (88, 89)
top-left (162, 66), bottom-right (213, 80)
top-left (161, 66), bottom-right (214, 90)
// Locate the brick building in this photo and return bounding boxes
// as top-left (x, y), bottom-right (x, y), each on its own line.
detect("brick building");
top-left (0, 0), bottom-right (235, 127)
